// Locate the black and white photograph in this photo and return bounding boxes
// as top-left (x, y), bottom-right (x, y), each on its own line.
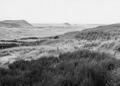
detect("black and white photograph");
top-left (0, 0), bottom-right (120, 86)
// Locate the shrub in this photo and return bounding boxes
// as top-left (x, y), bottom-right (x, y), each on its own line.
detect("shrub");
top-left (0, 49), bottom-right (119, 86)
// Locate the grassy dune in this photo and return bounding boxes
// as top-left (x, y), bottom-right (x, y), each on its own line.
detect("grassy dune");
top-left (0, 50), bottom-right (119, 86)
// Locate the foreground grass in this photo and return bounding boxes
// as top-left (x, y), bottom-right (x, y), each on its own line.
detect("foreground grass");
top-left (0, 50), bottom-right (120, 86)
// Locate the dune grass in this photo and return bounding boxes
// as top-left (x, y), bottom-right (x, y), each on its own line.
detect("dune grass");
top-left (0, 50), bottom-right (119, 86)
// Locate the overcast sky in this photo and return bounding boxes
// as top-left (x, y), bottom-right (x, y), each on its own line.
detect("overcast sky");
top-left (0, 0), bottom-right (120, 24)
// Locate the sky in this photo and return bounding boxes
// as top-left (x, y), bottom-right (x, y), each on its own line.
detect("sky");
top-left (0, 0), bottom-right (120, 24)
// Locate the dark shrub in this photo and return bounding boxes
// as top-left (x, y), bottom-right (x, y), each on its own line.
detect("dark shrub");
top-left (0, 50), bottom-right (119, 86)
top-left (0, 43), bottom-right (18, 49)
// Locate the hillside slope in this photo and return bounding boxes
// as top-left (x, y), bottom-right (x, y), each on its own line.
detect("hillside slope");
top-left (0, 20), bottom-right (33, 28)
top-left (60, 23), bottom-right (120, 40)
top-left (1, 23), bottom-right (120, 66)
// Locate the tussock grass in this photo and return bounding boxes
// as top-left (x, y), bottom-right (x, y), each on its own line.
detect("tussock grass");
top-left (0, 50), bottom-right (119, 86)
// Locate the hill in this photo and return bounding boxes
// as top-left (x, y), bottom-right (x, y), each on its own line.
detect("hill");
top-left (1, 23), bottom-right (120, 67)
top-left (84, 23), bottom-right (120, 32)
top-left (0, 23), bottom-right (120, 86)
top-left (60, 23), bottom-right (120, 40)
top-left (0, 20), bottom-right (33, 28)
top-left (0, 24), bottom-right (100, 40)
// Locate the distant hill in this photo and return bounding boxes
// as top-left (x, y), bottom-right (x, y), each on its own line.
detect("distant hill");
top-left (82, 23), bottom-right (120, 32)
top-left (60, 23), bottom-right (120, 40)
top-left (0, 20), bottom-right (33, 28)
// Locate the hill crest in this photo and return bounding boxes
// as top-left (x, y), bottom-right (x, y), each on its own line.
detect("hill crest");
top-left (0, 20), bottom-right (33, 28)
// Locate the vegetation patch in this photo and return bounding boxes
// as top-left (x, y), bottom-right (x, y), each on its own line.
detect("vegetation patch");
top-left (0, 50), bottom-right (119, 86)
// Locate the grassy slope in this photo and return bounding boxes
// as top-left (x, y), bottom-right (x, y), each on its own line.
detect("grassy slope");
top-left (1, 23), bottom-right (120, 66)
top-left (1, 23), bottom-right (120, 85)
top-left (0, 20), bottom-right (33, 28)
top-left (0, 49), bottom-right (119, 86)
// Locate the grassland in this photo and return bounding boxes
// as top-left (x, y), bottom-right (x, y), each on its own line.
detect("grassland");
top-left (0, 21), bottom-right (120, 86)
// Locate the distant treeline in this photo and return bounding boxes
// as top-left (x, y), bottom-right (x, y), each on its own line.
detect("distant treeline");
top-left (0, 50), bottom-right (119, 86)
